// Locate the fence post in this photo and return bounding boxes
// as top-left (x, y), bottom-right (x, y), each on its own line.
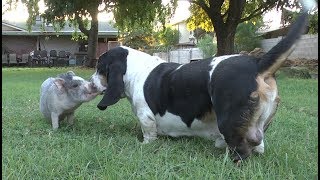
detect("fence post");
top-left (167, 47), bottom-right (169, 63)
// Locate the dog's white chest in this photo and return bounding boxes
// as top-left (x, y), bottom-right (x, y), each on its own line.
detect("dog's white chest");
top-left (155, 111), bottom-right (220, 140)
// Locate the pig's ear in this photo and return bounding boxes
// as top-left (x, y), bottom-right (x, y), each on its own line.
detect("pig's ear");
top-left (53, 78), bottom-right (65, 91)
top-left (97, 61), bottom-right (125, 110)
top-left (67, 71), bottom-right (75, 76)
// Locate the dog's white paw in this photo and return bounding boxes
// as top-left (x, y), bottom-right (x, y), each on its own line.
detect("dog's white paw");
top-left (253, 141), bottom-right (265, 154)
top-left (215, 137), bottom-right (227, 148)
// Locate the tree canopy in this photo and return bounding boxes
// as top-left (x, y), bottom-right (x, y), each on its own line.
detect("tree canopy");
top-left (281, 7), bottom-right (318, 33)
top-left (186, 0), bottom-right (316, 55)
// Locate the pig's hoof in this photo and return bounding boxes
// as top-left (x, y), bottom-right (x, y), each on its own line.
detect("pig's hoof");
top-left (52, 127), bottom-right (59, 131)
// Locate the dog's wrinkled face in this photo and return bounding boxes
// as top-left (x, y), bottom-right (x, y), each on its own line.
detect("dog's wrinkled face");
top-left (90, 47), bottom-right (128, 110)
top-left (91, 58), bottom-right (108, 93)
top-left (218, 75), bottom-right (280, 162)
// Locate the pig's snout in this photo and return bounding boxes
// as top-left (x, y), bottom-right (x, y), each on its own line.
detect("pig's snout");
top-left (89, 73), bottom-right (107, 93)
top-left (88, 82), bottom-right (105, 95)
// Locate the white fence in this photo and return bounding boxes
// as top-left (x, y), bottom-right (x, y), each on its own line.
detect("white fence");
top-left (153, 34), bottom-right (318, 63)
top-left (153, 48), bottom-right (204, 64)
top-left (261, 34), bottom-right (318, 60)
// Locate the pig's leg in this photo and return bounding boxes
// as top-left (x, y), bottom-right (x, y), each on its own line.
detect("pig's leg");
top-left (51, 112), bottom-right (60, 130)
top-left (67, 112), bottom-right (75, 126)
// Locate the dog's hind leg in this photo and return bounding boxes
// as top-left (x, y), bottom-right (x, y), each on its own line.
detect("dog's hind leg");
top-left (137, 111), bottom-right (158, 143)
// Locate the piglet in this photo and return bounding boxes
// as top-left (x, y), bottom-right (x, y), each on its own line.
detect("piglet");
top-left (40, 71), bottom-right (99, 130)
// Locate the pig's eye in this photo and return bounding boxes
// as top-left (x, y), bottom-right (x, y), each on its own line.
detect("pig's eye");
top-left (72, 84), bottom-right (79, 88)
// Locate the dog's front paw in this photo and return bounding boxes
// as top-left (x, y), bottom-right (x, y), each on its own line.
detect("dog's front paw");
top-left (52, 124), bottom-right (59, 130)
top-left (253, 141), bottom-right (265, 154)
top-left (215, 137), bottom-right (227, 148)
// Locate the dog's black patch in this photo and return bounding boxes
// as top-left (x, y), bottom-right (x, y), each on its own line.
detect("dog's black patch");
top-left (144, 59), bottom-right (213, 127)
top-left (210, 55), bottom-right (259, 147)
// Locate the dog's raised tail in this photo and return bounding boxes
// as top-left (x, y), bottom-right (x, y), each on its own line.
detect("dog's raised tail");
top-left (257, 12), bottom-right (309, 75)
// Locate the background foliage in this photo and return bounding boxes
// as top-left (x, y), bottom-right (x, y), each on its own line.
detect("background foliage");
top-left (234, 19), bottom-right (264, 52)
top-left (196, 34), bottom-right (217, 58)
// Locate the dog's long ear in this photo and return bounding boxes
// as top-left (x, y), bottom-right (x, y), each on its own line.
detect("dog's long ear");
top-left (97, 60), bottom-right (126, 110)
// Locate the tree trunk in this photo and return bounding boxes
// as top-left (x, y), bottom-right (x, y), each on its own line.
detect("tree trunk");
top-left (84, 13), bottom-right (99, 68)
top-left (215, 27), bottom-right (237, 56)
top-left (205, 0), bottom-right (245, 56)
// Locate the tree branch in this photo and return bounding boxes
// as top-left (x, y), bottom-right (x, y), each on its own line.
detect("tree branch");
top-left (206, 0), bottom-right (225, 28)
top-left (76, 16), bottom-right (90, 36)
top-left (239, 3), bottom-right (276, 23)
top-left (189, 0), bottom-right (210, 13)
top-left (221, 9), bottom-right (229, 19)
top-left (98, 4), bottom-right (115, 13)
top-left (226, 0), bottom-right (245, 26)
top-left (209, 0), bottom-right (224, 13)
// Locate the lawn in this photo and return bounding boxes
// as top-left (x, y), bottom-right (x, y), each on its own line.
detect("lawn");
top-left (2, 67), bottom-right (318, 179)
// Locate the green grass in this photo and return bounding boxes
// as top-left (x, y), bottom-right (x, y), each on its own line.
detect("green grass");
top-left (2, 67), bottom-right (318, 179)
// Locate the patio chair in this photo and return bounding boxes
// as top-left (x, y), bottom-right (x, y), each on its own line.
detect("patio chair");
top-left (55, 50), bottom-right (68, 66)
top-left (19, 54), bottom-right (29, 66)
top-left (39, 50), bottom-right (48, 66)
top-left (9, 53), bottom-right (18, 66)
top-left (66, 51), bottom-right (71, 58)
top-left (68, 54), bottom-right (76, 66)
top-left (48, 50), bottom-right (58, 67)
top-left (2, 54), bottom-right (8, 66)
top-left (31, 50), bottom-right (41, 67)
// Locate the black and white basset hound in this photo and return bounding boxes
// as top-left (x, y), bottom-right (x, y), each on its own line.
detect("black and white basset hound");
top-left (90, 13), bottom-right (308, 161)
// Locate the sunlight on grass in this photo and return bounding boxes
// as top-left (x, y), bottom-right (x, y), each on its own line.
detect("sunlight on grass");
top-left (2, 67), bottom-right (318, 179)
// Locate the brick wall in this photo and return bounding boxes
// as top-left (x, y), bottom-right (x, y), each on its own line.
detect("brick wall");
top-left (261, 34), bottom-right (318, 60)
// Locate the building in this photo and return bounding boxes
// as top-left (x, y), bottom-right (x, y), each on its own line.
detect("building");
top-left (2, 18), bottom-right (119, 59)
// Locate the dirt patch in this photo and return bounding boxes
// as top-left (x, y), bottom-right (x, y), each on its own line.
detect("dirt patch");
top-left (282, 59), bottom-right (318, 70)
top-left (276, 67), bottom-right (313, 79)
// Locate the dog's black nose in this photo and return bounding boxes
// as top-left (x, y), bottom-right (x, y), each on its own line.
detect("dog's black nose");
top-left (100, 90), bottom-right (106, 95)
top-left (97, 105), bottom-right (107, 110)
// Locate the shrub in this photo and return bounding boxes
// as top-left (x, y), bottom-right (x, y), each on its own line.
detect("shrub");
top-left (196, 34), bottom-right (217, 58)
top-left (234, 20), bottom-right (263, 52)
top-left (157, 27), bottom-right (180, 48)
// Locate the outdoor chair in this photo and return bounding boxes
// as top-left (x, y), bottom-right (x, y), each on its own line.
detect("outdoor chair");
top-left (75, 54), bottom-right (86, 66)
top-left (39, 50), bottom-right (48, 66)
top-left (66, 51), bottom-right (71, 58)
top-left (48, 50), bottom-right (58, 67)
top-left (2, 54), bottom-right (8, 66)
top-left (9, 53), bottom-right (18, 66)
top-left (55, 50), bottom-right (69, 66)
top-left (19, 54), bottom-right (29, 66)
top-left (31, 50), bottom-right (41, 67)
top-left (68, 54), bottom-right (76, 66)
